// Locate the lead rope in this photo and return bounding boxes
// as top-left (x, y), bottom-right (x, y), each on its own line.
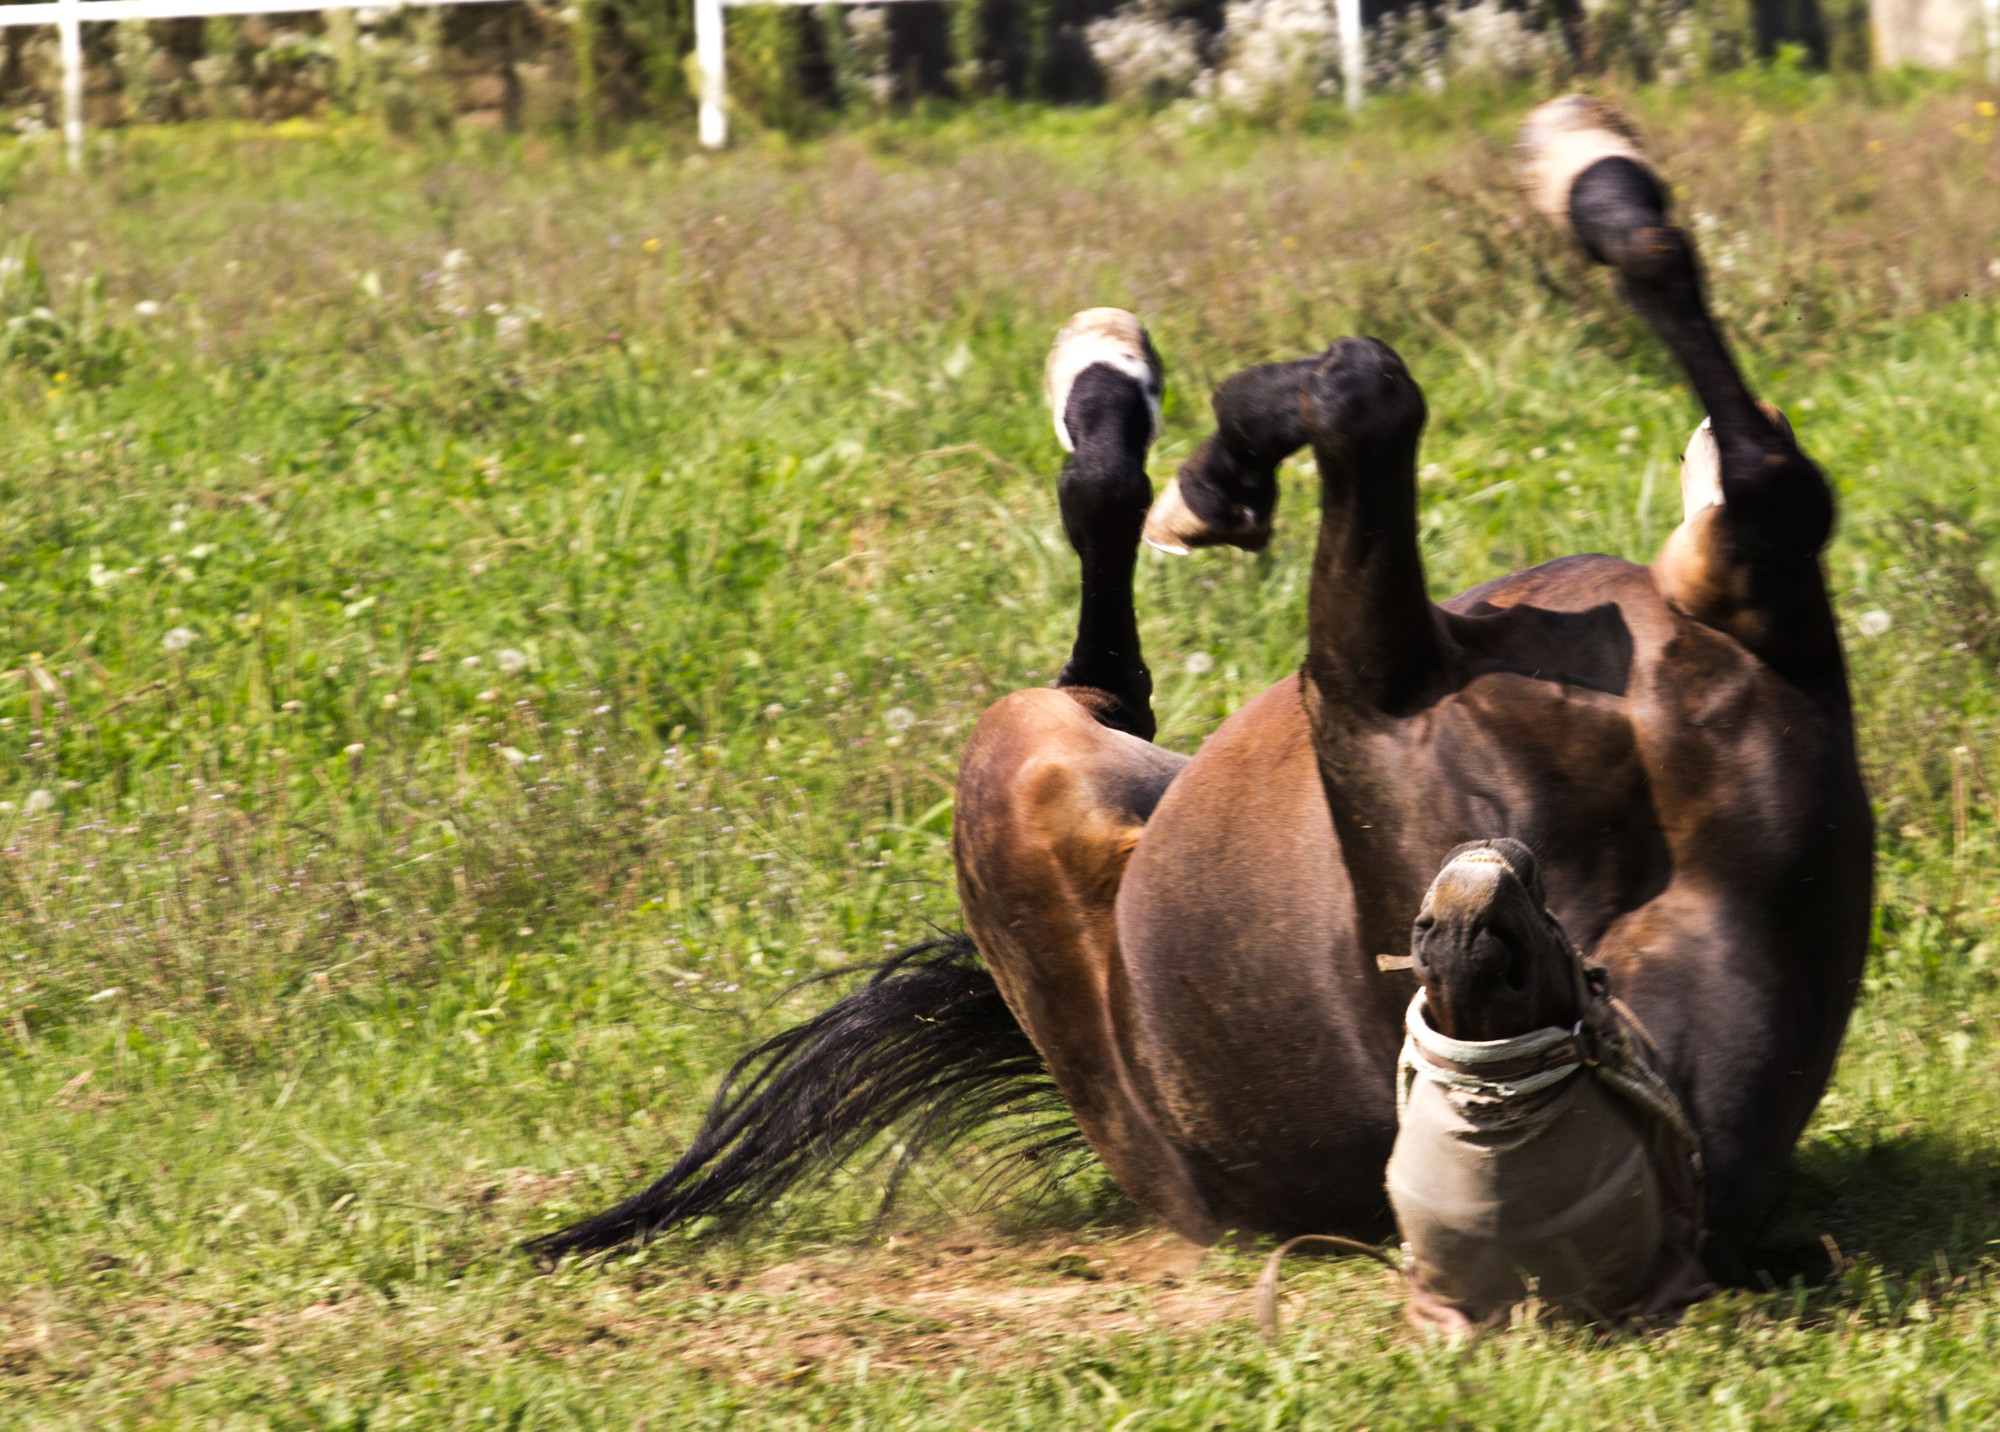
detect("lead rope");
top-left (1254, 1234), bottom-right (1401, 1342)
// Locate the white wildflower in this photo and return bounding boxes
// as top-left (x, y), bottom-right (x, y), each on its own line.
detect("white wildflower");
top-left (884, 706), bottom-right (915, 732)
top-left (133, 299), bottom-right (162, 318)
top-left (1184, 651), bottom-right (1215, 675)
top-left (462, 655), bottom-right (481, 668)
top-left (844, 7), bottom-right (896, 106)
top-left (24, 788), bottom-right (53, 814)
top-left (436, 250), bottom-right (473, 317)
top-left (495, 648), bottom-right (528, 675)
top-left (169, 519), bottom-right (187, 534)
top-left (1856, 610), bottom-right (1892, 638)
top-left (344, 742), bottom-right (365, 757)
top-left (496, 313), bottom-right (528, 345)
top-left (86, 986), bottom-right (121, 1002)
top-left (1213, 0), bottom-right (1342, 114)
top-left (499, 746), bottom-right (528, 766)
top-left (161, 626), bottom-right (197, 651)
top-left (1087, 1), bottom-right (1205, 107)
top-left (1441, 0), bottom-right (1552, 83)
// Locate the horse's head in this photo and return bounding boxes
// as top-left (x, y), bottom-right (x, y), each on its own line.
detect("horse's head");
top-left (1411, 839), bottom-right (1581, 1043)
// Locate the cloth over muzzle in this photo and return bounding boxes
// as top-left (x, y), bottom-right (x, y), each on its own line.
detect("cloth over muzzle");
top-left (1387, 978), bottom-right (1714, 1330)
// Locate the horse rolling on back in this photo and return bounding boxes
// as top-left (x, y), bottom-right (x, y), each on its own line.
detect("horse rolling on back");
top-left (527, 98), bottom-right (1871, 1295)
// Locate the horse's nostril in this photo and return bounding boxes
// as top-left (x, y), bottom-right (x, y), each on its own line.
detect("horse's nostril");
top-left (1482, 926), bottom-right (1532, 996)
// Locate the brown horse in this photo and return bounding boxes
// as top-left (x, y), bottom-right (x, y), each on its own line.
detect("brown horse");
top-left (528, 98), bottom-right (1870, 1287)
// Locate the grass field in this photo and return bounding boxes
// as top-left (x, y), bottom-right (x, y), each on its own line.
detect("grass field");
top-left (2, 72), bottom-right (2000, 1428)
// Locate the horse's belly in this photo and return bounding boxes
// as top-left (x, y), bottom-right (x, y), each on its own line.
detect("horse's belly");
top-left (1115, 680), bottom-right (1401, 1234)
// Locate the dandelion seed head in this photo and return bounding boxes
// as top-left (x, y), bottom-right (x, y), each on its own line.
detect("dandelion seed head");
top-left (162, 626), bottom-right (197, 652)
top-left (495, 648), bottom-right (528, 674)
top-left (884, 707), bottom-right (915, 732)
top-left (1184, 651), bottom-right (1214, 676)
top-left (1857, 610), bottom-right (1892, 637)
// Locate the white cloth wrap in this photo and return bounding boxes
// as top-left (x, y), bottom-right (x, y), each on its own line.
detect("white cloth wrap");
top-left (1388, 991), bottom-right (1668, 1323)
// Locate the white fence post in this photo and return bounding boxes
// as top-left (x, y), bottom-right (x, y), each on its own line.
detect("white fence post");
top-left (697, 0), bottom-right (727, 149)
top-left (1337, 0), bottom-right (1363, 111)
top-left (59, 0), bottom-right (84, 171)
top-left (0, 0), bottom-right (528, 171)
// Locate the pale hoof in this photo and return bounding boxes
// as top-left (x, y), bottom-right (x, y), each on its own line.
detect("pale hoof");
top-left (1679, 417), bottom-right (1722, 520)
top-left (1515, 95), bottom-right (1654, 238)
top-left (1046, 307), bottom-right (1163, 454)
top-left (1142, 476), bottom-right (1273, 555)
top-left (1678, 403), bottom-right (1792, 520)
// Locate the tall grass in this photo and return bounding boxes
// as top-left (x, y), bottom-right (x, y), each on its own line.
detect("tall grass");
top-left (0, 76), bottom-right (1997, 1426)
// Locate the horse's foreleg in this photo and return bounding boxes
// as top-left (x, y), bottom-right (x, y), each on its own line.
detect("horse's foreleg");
top-left (1142, 356), bottom-right (1320, 555)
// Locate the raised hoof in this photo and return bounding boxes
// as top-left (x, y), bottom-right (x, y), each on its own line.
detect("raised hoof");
top-left (1047, 307), bottom-right (1163, 454)
top-left (1516, 95), bottom-right (1655, 239)
top-left (1142, 474), bottom-right (1273, 556)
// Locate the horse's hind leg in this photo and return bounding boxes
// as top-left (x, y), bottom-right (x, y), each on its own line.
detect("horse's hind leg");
top-left (953, 311), bottom-right (1221, 1241)
top-left (1045, 308), bottom-right (1165, 740)
top-left (1518, 97), bottom-right (1841, 689)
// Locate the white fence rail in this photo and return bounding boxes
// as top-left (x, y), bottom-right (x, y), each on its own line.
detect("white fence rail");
top-left (0, 0), bottom-right (518, 170)
top-left (3, 0), bottom-right (1377, 167)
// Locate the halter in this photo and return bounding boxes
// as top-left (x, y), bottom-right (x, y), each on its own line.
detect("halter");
top-left (1397, 986), bottom-right (1703, 1161)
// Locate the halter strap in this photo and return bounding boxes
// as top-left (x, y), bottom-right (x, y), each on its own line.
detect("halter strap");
top-left (1400, 991), bottom-right (1584, 1105)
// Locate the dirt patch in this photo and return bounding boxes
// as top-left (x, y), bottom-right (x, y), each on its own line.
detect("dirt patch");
top-left (662, 1227), bottom-right (1262, 1383)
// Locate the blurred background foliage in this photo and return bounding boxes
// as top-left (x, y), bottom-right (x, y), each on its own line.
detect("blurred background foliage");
top-left (0, 0), bottom-right (1892, 143)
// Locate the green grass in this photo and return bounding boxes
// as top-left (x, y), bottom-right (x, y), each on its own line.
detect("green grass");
top-left (1, 75), bottom-right (1999, 1427)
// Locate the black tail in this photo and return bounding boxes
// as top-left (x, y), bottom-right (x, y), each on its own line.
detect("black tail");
top-left (523, 934), bottom-right (1079, 1259)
